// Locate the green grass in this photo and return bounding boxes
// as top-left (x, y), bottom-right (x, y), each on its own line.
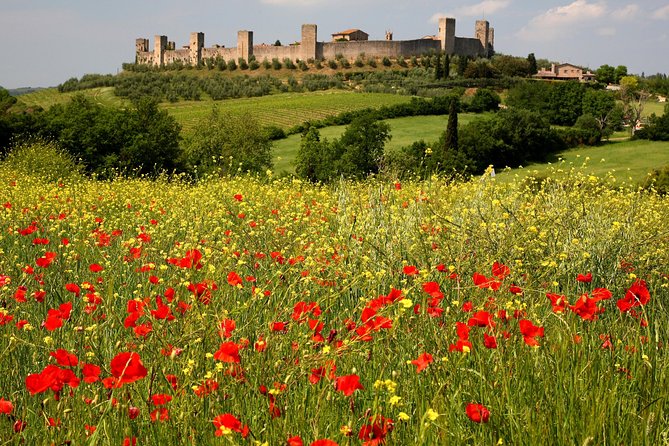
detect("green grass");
top-left (496, 139), bottom-right (669, 185)
top-left (272, 113), bottom-right (488, 173)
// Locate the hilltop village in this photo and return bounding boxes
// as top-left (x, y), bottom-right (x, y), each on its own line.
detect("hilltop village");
top-left (136, 18), bottom-right (494, 67)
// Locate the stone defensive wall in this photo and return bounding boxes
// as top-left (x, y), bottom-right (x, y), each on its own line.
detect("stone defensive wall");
top-left (135, 18), bottom-right (494, 67)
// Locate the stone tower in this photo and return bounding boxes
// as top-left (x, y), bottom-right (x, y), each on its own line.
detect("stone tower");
top-left (385, 30), bottom-right (393, 41)
top-left (189, 32), bottom-right (204, 65)
top-left (475, 20), bottom-right (490, 57)
top-left (237, 30), bottom-right (253, 61)
top-left (301, 24), bottom-right (317, 61)
top-left (136, 38), bottom-right (149, 53)
top-left (438, 18), bottom-right (456, 54)
top-left (154, 35), bottom-right (167, 66)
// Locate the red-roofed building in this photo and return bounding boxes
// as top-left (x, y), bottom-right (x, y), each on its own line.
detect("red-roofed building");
top-left (331, 29), bottom-right (369, 42)
top-left (534, 63), bottom-right (596, 81)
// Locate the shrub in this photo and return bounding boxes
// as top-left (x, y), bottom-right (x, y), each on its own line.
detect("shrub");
top-left (1, 140), bottom-right (83, 182)
top-left (328, 59), bottom-right (338, 69)
top-left (643, 164), bottom-right (669, 194)
top-left (227, 59), bottom-right (238, 71)
top-left (272, 58), bottom-right (282, 70)
top-left (382, 57), bottom-right (392, 67)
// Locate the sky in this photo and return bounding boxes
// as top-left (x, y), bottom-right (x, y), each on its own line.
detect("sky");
top-left (1, 0), bottom-right (668, 89)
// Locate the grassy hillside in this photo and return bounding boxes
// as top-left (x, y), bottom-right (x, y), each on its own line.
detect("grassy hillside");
top-left (272, 113), bottom-right (488, 174)
top-left (16, 87), bottom-right (128, 109)
top-left (496, 139), bottom-right (669, 185)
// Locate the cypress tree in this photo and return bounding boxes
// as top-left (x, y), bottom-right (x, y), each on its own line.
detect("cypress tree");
top-left (435, 54), bottom-right (443, 80)
top-left (443, 54), bottom-right (450, 79)
top-left (445, 100), bottom-right (458, 151)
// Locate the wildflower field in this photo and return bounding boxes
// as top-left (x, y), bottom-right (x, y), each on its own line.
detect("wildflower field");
top-left (1, 162), bottom-right (668, 445)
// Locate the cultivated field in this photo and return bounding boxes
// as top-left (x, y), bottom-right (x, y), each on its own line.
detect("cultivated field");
top-left (1, 156), bottom-right (668, 444)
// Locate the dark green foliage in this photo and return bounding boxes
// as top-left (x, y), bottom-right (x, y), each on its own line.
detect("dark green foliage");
top-left (527, 53), bottom-right (538, 75)
top-left (36, 95), bottom-right (182, 175)
top-left (283, 58), bottom-right (297, 70)
top-left (382, 57), bottom-right (392, 67)
top-left (354, 57), bottom-right (364, 68)
top-left (443, 54), bottom-right (450, 78)
top-left (636, 104), bottom-right (669, 141)
top-left (0, 87), bottom-right (18, 113)
top-left (434, 54), bottom-right (443, 80)
top-left (504, 80), bottom-right (551, 114)
top-left (582, 89), bottom-right (617, 137)
top-left (328, 59), bottom-right (338, 69)
top-left (596, 64), bottom-right (616, 84)
top-left (444, 100), bottom-right (458, 152)
top-left (643, 164), bottom-right (669, 194)
top-left (227, 59), bottom-right (238, 71)
top-left (491, 55), bottom-right (532, 77)
top-left (547, 81), bottom-right (586, 126)
top-left (238, 58), bottom-right (249, 70)
top-left (296, 115), bottom-right (391, 182)
top-left (464, 60), bottom-right (498, 79)
top-left (457, 108), bottom-right (564, 172)
top-left (456, 56), bottom-right (469, 77)
top-left (183, 107), bottom-right (272, 176)
top-left (272, 58), bottom-right (282, 70)
top-left (468, 88), bottom-right (501, 112)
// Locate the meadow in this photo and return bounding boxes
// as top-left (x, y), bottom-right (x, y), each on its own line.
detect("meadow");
top-left (1, 148), bottom-right (668, 445)
top-left (272, 114), bottom-right (490, 174)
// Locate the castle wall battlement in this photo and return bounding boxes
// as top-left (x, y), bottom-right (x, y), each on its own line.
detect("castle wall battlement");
top-left (135, 18), bottom-right (494, 67)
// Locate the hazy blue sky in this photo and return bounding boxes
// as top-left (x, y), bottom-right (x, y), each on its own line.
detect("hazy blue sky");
top-left (1, 0), bottom-right (668, 89)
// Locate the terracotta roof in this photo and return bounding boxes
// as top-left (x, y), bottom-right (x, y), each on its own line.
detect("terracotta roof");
top-left (332, 29), bottom-right (365, 35)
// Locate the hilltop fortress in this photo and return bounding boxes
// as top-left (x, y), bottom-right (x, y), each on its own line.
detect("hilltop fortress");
top-left (135, 18), bottom-right (494, 67)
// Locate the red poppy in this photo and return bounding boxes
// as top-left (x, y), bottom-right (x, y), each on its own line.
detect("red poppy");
top-left (569, 294), bottom-right (600, 321)
top-left (311, 440), bottom-right (338, 446)
top-left (227, 271), bottom-right (243, 287)
top-left (287, 436), bottom-right (304, 446)
top-left (411, 352), bottom-right (434, 373)
top-left (212, 413), bottom-right (249, 438)
top-left (465, 403), bottom-right (490, 423)
top-left (403, 265), bottom-right (419, 276)
top-left (518, 319), bottom-right (544, 346)
top-left (546, 293), bottom-right (569, 314)
top-left (82, 363), bottom-right (101, 383)
top-left (449, 339), bottom-right (473, 353)
top-left (220, 319), bottom-right (236, 338)
top-left (151, 394), bottom-right (172, 406)
top-left (421, 282), bottom-right (443, 299)
top-left (36, 251), bottom-right (57, 268)
top-left (576, 272), bottom-right (592, 283)
top-left (335, 374), bottom-right (364, 396)
top-left (49, 349), bottom-right (79, 367)
top-left (472, 273), bottom-right (502, 291)
top-left (89, 263), bottom-right (104, 273)
top-left (492, 262), bottom-right (510, 280)
top-left (43, 302), bottom-right (72, 331)
top-left (0, 397), bottom-right (12, 414)
top-left (150, 407), bottom-right (170, 422)
top-left (110, 352), bottom-right (148, 386)
top-left (467, 311), bottom-right (496, 328)
top-left (456, 321), bottom-right (471, 340)
top-left (483, 333), bottom-right (498, 349)
top-left (213, 342), bottom-right (241, 363)
top-left (616, 279), bottom-right (651, 313)
top-left (358, 415), bottom-right (394, 445)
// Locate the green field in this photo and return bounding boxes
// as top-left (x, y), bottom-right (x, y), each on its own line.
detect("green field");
top-left (496, 138), bottom-right (669, 185)
top-left (163, 91), bottom-right (413, 133)
top-left (17, 87), bottom-right (128, 109)
top-left (272, 113), bottom-right (488, 173)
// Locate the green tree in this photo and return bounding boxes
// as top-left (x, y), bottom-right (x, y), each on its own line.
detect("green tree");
top-left (121, 98), bottom-right (183, 174)
top-left (547, 81), bottom-right (586, 126)
top-left (582, 89), bottom-right (616, 137)
top-left (527, 53), bottom-right (538, 75)
top-left (184, 107), bottom-right (272, 176)
top-left (444, 100), bottom-right (458, 152)
top-left (506, 81), bottom-right (551, 114)
top-left (337, 114), bottom-right (391, 179)
top-left (0, 87), bottom-right (17, 114)
top-left (614, 65), bottom-right (628, 84)
top-left (443, 54), bottom-right (451, 78)
top-left (434, 54), bottom-right (443, 80)
top-left (469, 88), bottom-right (501, 112)
top-left (595, 64), bottom-right (615, 84)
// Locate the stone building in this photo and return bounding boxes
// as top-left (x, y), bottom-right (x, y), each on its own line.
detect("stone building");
top-left (135, 18), bottom-right (494, 67)
top-left (534, 63), bottom-right (596, 81)
top-left (331, 29), bottom-right (369, 42)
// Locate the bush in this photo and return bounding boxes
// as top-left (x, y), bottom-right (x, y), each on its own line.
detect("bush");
top-left (227, 59), bottom-right (238, 71)
top-left (468, 88), bottom-right (501, 112)
top-left (1, 140), bottom-right (83, 182)
top-left (328, 59), bottom-right (338, 69)
top-left (382, 57), bottom-right (392, 67)
top-left (272, 58), bottom-right (283, 70)
top-left (643, 164), bottom-right (669, 194)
